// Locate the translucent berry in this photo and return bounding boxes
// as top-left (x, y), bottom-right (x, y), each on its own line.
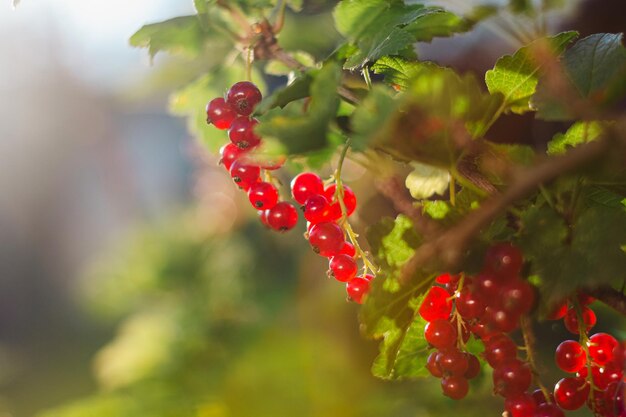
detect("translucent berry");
top-left (588, 333), bottom-right (618, 366)
top-left (435, 273), bottom-right (452, 284)
top-left (258, 209), bottom-right (271, 228)
top-left (303, 194), bottom-right (331, 224)
top-left (456, 288), bottom-right (486, 319)
top-left (564, 306), bottom-right (596, 334)
top-left (229, 160), bottom-right (260, 191)
top-left (418, 286), bottom-right (453, 322)
top-left (308, 222), bottom-right (344, 257)
top-left (505, 393), bottom-right (537, 417)
top-left (291, 173), bottom-right (324, 205)
top-left (339, 242), bottom-right (356, 257)
top-left (226, 81), bottom-right (262, 116)
top-left (492, 359), bottom-right (532, 397)
top-left (484, 333), bottom-right (518, 368)
top-left (329, 254), bottom-right (358, 282)
top-left (219, 143), bottom-right (247, 171)
top-left (424, 319), bottom-right (457, 349)
top-left (206, 97), bottom-right (237, 129)
top-left (266, 202), bottom-right (298, 232)
top-left (437, 348), bottom-right (469, 376)
top-left (554, 377), bottom-right (589, 410)
top-left (441, 376), bottom-right (469, 400)
top-left (346, 276), bottom-right (370, 304)
top-left (473, 272), bottom-right (500, 298)
top-left (464, 353), bottom-right (481, 379)
top-left (427, 351), bottom-right (443, 378)
top-left (483, 242), bottom-right (523, 279)
top-left (485, 306), bottom-right (519, 333)
top-left (228, 117), bottom-right (261, 149)
top-left (555, 340), bottom-right (587, 373)
top-left (501, 279), bottom-right (535, 315)
top-left (547, 300), bottom-right (568, 320)
top-left (323, 184), bottom-right (357, 219)
top-left (248, 181), bottom-right (279, 210)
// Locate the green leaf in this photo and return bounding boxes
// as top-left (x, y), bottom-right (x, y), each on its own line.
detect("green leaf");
top-left (547, 121), bottom-right (604, 155)
top-left (405, 162), bottom-right (450, 199)
top-left (255, 63), bottom-right (341, 155)
top-left (404, 10), bottom-right (471, 42)
top-left (256, 75), bottom-right (313, 113)
top-left (371, 56), bottom-right (439, 91)
top-left (130, 16), bottom-right (206, 59)
top-left (422, 200), bottom-right (451, 220)
top-left (485, 31), bottom-right (577, 114)
top-left (264, 52), bottom-right (316, 76)
top-left (583, 186), bottom-right (626, 209)
top-left (350, 85), bottom-right (399, 151)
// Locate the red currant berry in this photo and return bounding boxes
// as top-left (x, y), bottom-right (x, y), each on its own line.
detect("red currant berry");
top-left (427, 351), bottom-right (443, 378)
top-left (248, 181), bottom-right (279, 210)
top-left (424, 319), bottom-right (457, 350)
top-left (291, 173), bottom-right (324, 205)
top-left (534, 403), bottom-right (565, 417)
top-left (438, 348), bottom-right (469, 376)
top-left (473, 272), bottom-right (501, 298)
top-left (456, 288), bottom-right (486, 319)
top-left (435, 273), bottom-right (452, 284)
top-left (418, 286), bottom-right (453, 322)
top-left (484, 306), bottom-right (519, 333)
top-left (339, 241), bottom-right (356, 257)
top-left (484, 333), bottom-right (518, 368)
top-left (266, 202), bottom-right (298, 232)
top-left (588, 333), bottom-right (618, 366)
top-left (441, 376), bottom-right (469, 400)
top-left (483, 242), bottom-right (523, 279)
top-left (469, 321), bottom-right (497, 341)
top-left (531, 389), bottom-right (554, 406)
top-left (323, 184), bottom-right (357, 219)
top-left (564, 306), bottom-right (596, 334)
top-left (303, 194), bottom-right (331, 224)
top-left (206, 97), bottom-right (237, 129)
top-left (554, 377), bottom-right (589, 410)
top-left (464, 353), bottom-right (481, 379)
top-left (346, 276), bottom-right (370, 304)
top-left (228, 117), bottom-right (261, 149)
top-left (555, 340), bottom-right (587, 373)
top-left (362, 274), bottom-right (375, 282)
top-left (219, 143), bottom-right (247, 171)
top-left (501, 279), bottom-right (535, 315)
top-left (229, 160), bottom-right (260, 191)
top-left (258, 209), bottom-right (271, 228)
top-left (226, 81), bottom-right (262, 116)
top-left (577, 292), bottom-right (595, 306)
top-left (593, 364), bottom-right (623, 390)
top-left (329, 254), bottom-right (358, 283)
top-left (492, 359), bottom-right (532, 397)
top-left (547, 300), bottom-right (568, 320)
top-left (308, 222), bottom-right (344, 257)
top-left (505, 393), bottom-right (536, 417)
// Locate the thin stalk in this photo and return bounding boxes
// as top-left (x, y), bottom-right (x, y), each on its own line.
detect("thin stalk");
top-left (520, 316), bottom-right (552, 403)
top-left (449, 174), bottom-right (456, 206)
top-left (362, 66), bottom-right (373, 90)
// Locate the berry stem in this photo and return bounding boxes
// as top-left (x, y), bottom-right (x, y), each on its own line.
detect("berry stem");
top-left (573, 298), bottom-right (596, 398)
top-left (449, 174), bottom-right (456, 206)
top-left (520, 315), bottom-right (552, 403)
top-left (361, 66), bottom-right (372, 90)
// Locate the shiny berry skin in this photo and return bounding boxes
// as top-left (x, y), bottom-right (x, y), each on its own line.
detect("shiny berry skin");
top-left (564, 306), bottom-right (596, 334)
top-left (266, 202), bottom-right (298, 232)
top-left (219, 143), bottom-right (247, 171)
top-left (492, 359), bottom-right (532, 397)
top-left (505, 393), bottom-right (537, 417)
top-left (554, 377), bottom-right (589, 410)
top-left (441, 376), bottom-right (469, 400)
top-left (418, 286), bottom-right (453, 322)
top-left (248, 182), bottom-right (279, 210)
top-left (308, 222), bottom-right (344, 257)
top-left (532, 389), bottom-right (553, 406)
top-left (473, 272), bottom-right (500, 298)
top-left (229, 160), bottom-right (260, 191)
top-left (437, 349), bottom-right (469, 376)
top-left (592, 364), bottom-right (623, 390)
top-left (456, 288), bottom-right (486, 319)
top-left (303, 194), bottom-right (331, 224)
top-left (424, 319), bottom-right (457, 349)
top-left (206, 97), bottom-right (237, 129)
top-left (464, 353), bottom-right (481, 379)
top-left (484, 333), bottom-right (518, 368)
top-left (485, 306), bottom-right (519, 333)
top-left (323, 184), bottom-right (357, 219)
top-left (291, 173), bottom-right (324, 205)
top-left (501, 280), bottom-right (535, 315)
top-left (329, 254), bottom-right (358, 282)
top-left (226, 81), bottom-right (262, 116)
top-left (427, 351), bottom-right (443, 378)
top-left (533, 403), bottom-right (565, 417)
top-left (346, 276), bottom-right (370, 304)
top-left (339, 242), bottom-right (356, 257)
top-left (588, 333), bottom-right (618, 366)
top-left (258, 209), bottom-right (271, 228)
top-left (469, 321), bottom-right (496, 341)
top-left (435, 273), bottom-right (452, 284)
top-left (547, 300), bottom-right (568, 320)
top-left (577, 292), bottom-right (595, 306)
top-left (483, 242), bottom-right (523, 279)
top-left (228, 117), bottom-right (261, 149)
top-left (555, 340), bottom-right (587, 373)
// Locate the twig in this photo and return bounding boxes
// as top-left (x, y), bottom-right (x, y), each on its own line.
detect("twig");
top-left (588, 286), bottom-right (626, 316)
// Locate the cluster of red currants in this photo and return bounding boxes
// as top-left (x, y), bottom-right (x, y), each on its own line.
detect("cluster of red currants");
top-left (206, 81), bottom-right (299, 232)
top-left (291, 172), bottom-right (374, 303)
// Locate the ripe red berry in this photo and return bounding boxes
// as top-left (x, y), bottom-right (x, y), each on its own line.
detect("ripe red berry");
top-left (258, 209), bottom-right (271, 228)
top-left (469, 321), bottom-right (497, 341)
top-left (534, 403), bottom-right (565, 417)
top-left (547, 300), bottom-right (568, 320)
top-left (266, 202), bottom-right (298, 232)
top-left (219, 143), bottom-right (247, 171)
top-left (329, 254), bottom-right (358, 282)
top-left (323, 184), bottom-right (357, 219)
top-left (206, 97), bottom-right (237, 129)
top-left (555, 340), bottom-right (587, 373)
top-left (484, 305), bottom-right (519, 333)
top-left (484, 334), bottom-right (518, 368)
top-left (473, 272), bottom-right (500, 298)
top-left (308, 222), bottom-right (344, 257)
top-left (483, 242), bottom-right (523, 279)
top-left (226, 81), bottom-right (262, 116)
top-left (424, 319), bottom-right (457, 349)
top-left (492, 359), bottom-right (532, 397)
top-left (228, 116), bottom-right (261, 149)
top-left (291, 173), bottom-right (324, 205)
top-left (564, 306), bottom-right (596, 334)
top-left (437, 348), bottom-right (469, 376)
top-left (464, 353), bottom-right (481, 379)
top-left (505, 393), bottom-right (536, 417)
top-left (554, 377), bottom-right (589, 410)
top-left (248, 181), bottom-right (279, 210)
top-left (588, 333), bottom-right (618, 366)
top-left (456, 288), bottom-right (486, 319)
top-left (339, 241), bottom-right (356, 257)
top-left (577, 292), bottom-right (595, 306)
top-left (418, 286), bottom-right (453, 322)
top-left (592, 364), bottom-right (623, 390)
top-left (441, 376), bottom-right (469, 400)
top-left (427, 351), bottom-right (443, 378)
top-left (229, 160), bottom-right (260, 191)
top-left (501, 280), bottom-right (535, 315)
top-left (435, 273), bottom-right (452, 284)
top-left (531, 389), bottom-right (554, 406)
top-left (346, 276), bottom-right (370, 304)
top-left (303, 194), bottom-right (331, 224)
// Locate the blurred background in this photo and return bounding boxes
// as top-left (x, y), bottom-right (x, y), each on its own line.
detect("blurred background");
top-left (0, 1), bottom-right (624, 416)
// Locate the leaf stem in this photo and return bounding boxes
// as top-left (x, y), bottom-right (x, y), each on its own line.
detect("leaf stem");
top-left (361, 66), bottom-right (372, 90)
top-left (449, 174), bottom-right (456, 206)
